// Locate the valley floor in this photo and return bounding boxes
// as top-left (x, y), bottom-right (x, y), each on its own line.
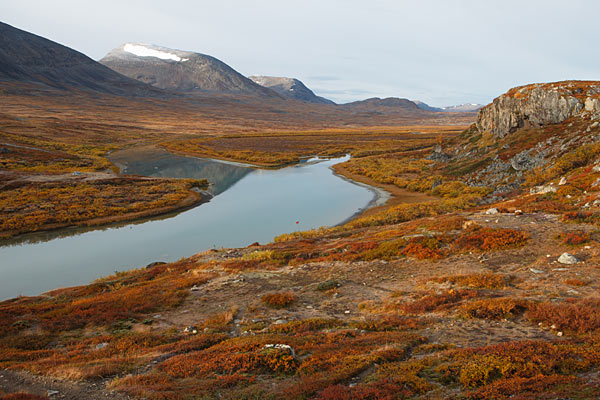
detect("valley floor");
top-left (5, 86), bottom-right (600, 399)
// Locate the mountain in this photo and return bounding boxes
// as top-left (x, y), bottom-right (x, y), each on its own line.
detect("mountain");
top-left (100, 43), bottom-right (279, 97)
top-left (413, 100), bottom-right (442, 112)
top-left (249, 75), bottom-right (335, 104)
top-left (341, 97), bottom-right (422, 113)
top-left (0, 22), bottom-right (158, 96)
top-left (442, 103), bottom-right (483, 112)
top-left (414, 100), bottom-right (483, 112)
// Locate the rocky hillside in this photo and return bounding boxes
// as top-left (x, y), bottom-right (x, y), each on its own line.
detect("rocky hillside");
top-left (249, 75), bottom-right (334, 104)
top-left (0, 22), bottom-right (158, 96)
top-left (101, 44), bottom-right (279, 97)
top-left (476, 81), bottom-right (600, 137)
top-left (438, 81), bottom-right (600, 199)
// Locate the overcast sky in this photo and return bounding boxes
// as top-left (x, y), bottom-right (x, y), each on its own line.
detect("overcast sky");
top-left (2, 0), bottom-right (599, 106)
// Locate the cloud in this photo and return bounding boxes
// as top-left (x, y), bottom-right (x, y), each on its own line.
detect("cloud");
top-left (2, 0), bottom-right (599, 105)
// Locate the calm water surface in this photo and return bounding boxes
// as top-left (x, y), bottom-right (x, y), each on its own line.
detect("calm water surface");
top-left (0, 150), bottom-right (382, 300)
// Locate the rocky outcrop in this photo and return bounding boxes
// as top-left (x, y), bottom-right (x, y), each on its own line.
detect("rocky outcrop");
top-left (476, 81), bottom-right (600, 137)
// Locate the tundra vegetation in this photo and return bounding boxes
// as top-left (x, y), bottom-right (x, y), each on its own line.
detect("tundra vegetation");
top-left (3, 82), bottom-right (600, 398)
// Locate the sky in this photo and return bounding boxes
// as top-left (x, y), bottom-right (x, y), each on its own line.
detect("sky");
top-left (2, 0), bottom-right (600, 106)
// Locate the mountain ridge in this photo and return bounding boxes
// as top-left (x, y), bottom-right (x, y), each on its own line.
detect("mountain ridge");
top-left (249, 75), bottom-right (334, 104)
top-left (0, 22), bottom-right (160, 96)
top-left (100, 43), bottom-right (280, 98)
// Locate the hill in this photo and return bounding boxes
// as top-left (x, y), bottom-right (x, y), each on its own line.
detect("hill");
top-left (0, 22), bottom-right (159, 96)
top-left (249, 75), bottom-right (335, 104)
top-left (101, 43), bottom-right (279, 97)
top-left (414, 100), bottom-right (483, 112)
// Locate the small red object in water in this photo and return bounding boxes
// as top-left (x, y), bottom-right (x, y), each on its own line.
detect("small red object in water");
top-left (296, 221), bottom-right (299, 224)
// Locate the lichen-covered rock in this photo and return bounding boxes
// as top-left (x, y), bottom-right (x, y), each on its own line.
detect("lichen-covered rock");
top-left (510, 150), bottom-right (544, 171)
top-left (476, 81), bottom-right (600, 137)
top-left (558, 252), bottom-right (579, 264)
top-left (530, 185), bottom-right (557, 195)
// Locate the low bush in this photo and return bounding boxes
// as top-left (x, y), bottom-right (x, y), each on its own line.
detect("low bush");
top-left (460, 298), bottom-right (527, 320)
top-left (526, 299), bottom-right (600, 334)
top-left (428, 273), bottom-right (510, 289)
top-left (397, 290), bottom-right (478, 315)
top-left (261, 292), bottom-right (296, 309)
top-left (454, 227), bottom-right (529, 252)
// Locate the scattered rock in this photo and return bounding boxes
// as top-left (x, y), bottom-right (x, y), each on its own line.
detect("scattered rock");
top-left (485, 208), bottom-right (499, 215)
top-left (510, 150), bottom-right (542, 171)
top-left (190, 285), bottom-right (201, 291)
top-left (530, 185), bottom-right (557, 195)
top-left (183, 326), bottom-right (198, 334)
top-left (95, 342), bottom-right (109, 350)
top-left (559, 177), bottom-right (567, 185)
top-left (558, 252), bottom-right (579, 264)
top-left (514, 209), bottom-right (523, 215)
top-left (273, 319), bottom-right (287, 325)
top-left (529, 268), bottom-right (545, 274)
top-left (47, 390), bottom-right (59, 396)
top-left (462, 220), bottom-right (479, 230)
top-left (557, 331), bottom-right (564, 337)
top-left (263, 344), bottom-right (296, 358)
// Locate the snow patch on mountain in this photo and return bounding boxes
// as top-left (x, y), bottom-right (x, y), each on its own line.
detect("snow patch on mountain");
top-left (123, 44), bottom-right (188, 62)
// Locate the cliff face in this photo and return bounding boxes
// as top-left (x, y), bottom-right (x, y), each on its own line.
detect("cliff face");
top-left (476, 81), bottom-right (600, 137)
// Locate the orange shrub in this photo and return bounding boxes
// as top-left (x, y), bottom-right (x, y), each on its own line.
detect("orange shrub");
top-left (317, 381), bottom-right (412, 400)
top-left (454, 228), bottom-right (529, 252)
top-left (454, 340), bottom-right (600, 388)
top-left (397, 290), bottom-right (478, 314)
top-left (466, 374), bottom-right (585, 400)
top-left (429, 273), bottom-right (510, 289)
top-left (0, 395), bottom-right (49, 400)
top-left (261, 292), bottom-right (296, 308)
top-left (401, 237), bottom-right (445, 260)
top-left (561, 231), bottom-right (591, 245)
top-left (526, 299), bottom-right (600, 334)
top-left (460, 298), bottom-right (527, 320)
top-left (563, 278), bottom-right (588, 286)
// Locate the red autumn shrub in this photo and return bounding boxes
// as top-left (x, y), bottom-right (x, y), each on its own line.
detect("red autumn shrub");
top-left (561, 231), bottom-right (591, 245)
top-left (398, 289), bottom-right (478, 314)
top-left (526, 298), bottom-right (600, 334)
top-left (261, 292), bottom-right (296, 308)
top-left (428, 273), bottom-right (510, 289)
top-left (401, 237), bottom-right (445, 259)
top-left (454, 228), bottom-right (529, 252)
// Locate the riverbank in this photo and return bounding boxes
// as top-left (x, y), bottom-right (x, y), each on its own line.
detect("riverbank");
top-left (332, 162), bottom-right (439, 220)
top-left (0, 173), bottom-right (210, 240)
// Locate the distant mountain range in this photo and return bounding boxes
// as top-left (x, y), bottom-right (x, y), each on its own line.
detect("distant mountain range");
top-left (100, 43), bottom-right (278, 97)
top-left (413, 100), bottom-right (483, 112)
top-left (0, 22), bottom-right (159, 96)
top-left (249, 76), bottom-right (334, 104)
top-left (0, 20), bottom-right (481, 115)
top-left (341, 97), bottom-right (421, 111)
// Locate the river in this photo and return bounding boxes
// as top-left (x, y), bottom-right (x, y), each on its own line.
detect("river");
top-left (0, 148), bottom-right (387, 300)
